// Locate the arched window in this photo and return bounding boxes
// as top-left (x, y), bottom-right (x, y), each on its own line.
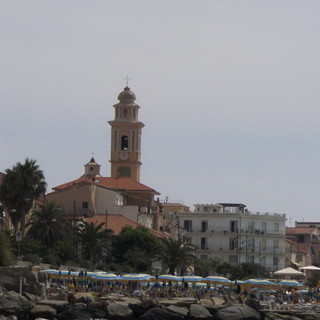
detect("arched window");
top-left (121, 135), bottom-right (128, 150)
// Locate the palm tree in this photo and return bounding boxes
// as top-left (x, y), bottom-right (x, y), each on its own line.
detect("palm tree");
top-left (26, 201), bottom-right (72, 246)
top-left (77, 222), bottom-right (113, 264)
top-left (158, 238), bottom-right (196, 275)
top-left (0, 158), bottom-right (47, 233)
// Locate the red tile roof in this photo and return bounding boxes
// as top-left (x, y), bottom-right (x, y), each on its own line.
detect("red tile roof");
top-left (286, 227), bottom-right (317, 235)
top-left (52, 176), bottom-right (159, 194)
top-left (84, 214), bottom-right (168, 238)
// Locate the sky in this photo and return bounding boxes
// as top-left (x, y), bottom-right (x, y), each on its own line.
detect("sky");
top-left (1, 1), bottom-right (320, 225)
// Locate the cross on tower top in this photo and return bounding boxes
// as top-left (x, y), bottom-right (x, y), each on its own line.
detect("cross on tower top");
top-left (123, 75), bottom-right (131, 87)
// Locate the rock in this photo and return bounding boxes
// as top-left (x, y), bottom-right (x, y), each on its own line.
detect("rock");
top-left (166, 305), bottom-right (188, 317)
top-left (0, 267), bottom-right (45, 296)
top-left (214, 305), bottom-right (261, 320)
top-left (246, 298), bottom-right (263, 311)
top-left (57, 305), bottom-right (107, 320)
top-left (37, 300), bottom-right (69, 312)
top-left (138, 307), bottom-right (185, 320)
top-left (189, 304), bottom-right (214, 320)
top-left (211, 297), bottom-right (225, 305)
top-left (73, 292), bottom-right (94, 305)
top-left (0, 291), bottom-right (34, 318)
top-left (106, 302), bottom-right (133, 320)
top-left (48, 292), bottom-right (67, 301)
top-left (29, 305), bottom-right (57, 320)
top-left (129, 298), bottom-right (158, 318)
top-left (177, 297), bottom-right (198, 307)
top-left (0, 316), bottom-right (18, 320)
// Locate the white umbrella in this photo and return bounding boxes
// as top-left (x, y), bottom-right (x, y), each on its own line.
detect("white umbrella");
top-left (300, 265), bottom-right (320, 271)
top-left (273, 267), bottom-right (304, 276)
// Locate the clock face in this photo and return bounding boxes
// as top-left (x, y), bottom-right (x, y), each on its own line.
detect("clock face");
top-left (119, 151), bottom-right (129, 161)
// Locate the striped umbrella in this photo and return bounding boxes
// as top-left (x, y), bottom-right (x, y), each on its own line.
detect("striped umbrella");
top-left (120, 273), bottom-right (154, 281)
top-left (277, 280), bottom-right (302, 287)
top-left (158, 275), bottom-right (182, 282)
top-left (92, 272), bottom-right (119, 280)
top-left (181, 275), bottom-right (203, 282)
top-left (245, 279), bottom-right (274, 286)
top-left (204, 276), bottom-right (231, 284)
top-left (41, 269), bottom-right (78, 276)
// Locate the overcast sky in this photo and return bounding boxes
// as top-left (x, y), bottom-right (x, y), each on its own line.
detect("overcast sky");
top-left (1, 1), bottom-right (320, 224)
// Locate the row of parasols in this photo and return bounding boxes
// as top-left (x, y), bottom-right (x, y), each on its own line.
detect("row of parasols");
top-left (40, 270), bottom-right (305, 288)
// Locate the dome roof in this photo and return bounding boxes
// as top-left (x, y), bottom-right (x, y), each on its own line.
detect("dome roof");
top-left (118, 87), bottom-right (136, 103)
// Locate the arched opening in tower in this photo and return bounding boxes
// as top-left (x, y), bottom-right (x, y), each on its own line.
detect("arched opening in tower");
top-left (121, 135), bottom-right (128, 150)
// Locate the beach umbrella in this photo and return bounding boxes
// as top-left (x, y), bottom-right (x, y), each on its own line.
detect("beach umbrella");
top-left (120, 273), bottom-right (154, 281)
top-left (204, 276), bottom-right (231, 284)
top-left (92, 272), bottom-right (119, 280)
top-left (158, 275), bottom-right (182, 282)
top-left (245, 279), bottom-right (274, 286)
top-left (277, 280), bottom-right (302, 287)
top-left (181, 275), bottom-right (203, 282)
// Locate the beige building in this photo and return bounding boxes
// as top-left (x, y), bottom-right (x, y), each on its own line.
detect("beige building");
top-left (46, 86), bottom-right (170, 237)
top-left (109, 87), bottom-right (144, 182)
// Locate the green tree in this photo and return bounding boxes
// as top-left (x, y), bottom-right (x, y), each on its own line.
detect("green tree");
top-left (0, 231), bottom-right (14, 266)
top-left (26, 202), bottom-right (72, 246)
top-left (194, 257), bottom-right (221, 277)
top-left (78, 222), bottom-right (113, 264)
top-left (0, 158), bottom-right (47, 233)
top-left (112, 226), bottom-right (160, 273)
top-left (158, 238), bottom-right (195, 275)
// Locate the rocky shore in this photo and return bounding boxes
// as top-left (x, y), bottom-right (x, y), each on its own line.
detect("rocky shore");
top-left (0, 267), bottom-right (319, 320)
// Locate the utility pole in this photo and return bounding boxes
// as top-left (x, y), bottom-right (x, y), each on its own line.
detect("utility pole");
top-left (73, 201), bottom-right (76, 261)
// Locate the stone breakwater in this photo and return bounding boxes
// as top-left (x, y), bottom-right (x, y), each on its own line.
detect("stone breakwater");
top-left (0, 290), bottom-right (319, 320)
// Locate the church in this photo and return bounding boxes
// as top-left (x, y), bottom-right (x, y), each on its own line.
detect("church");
top-left (46, 86), bottom-right (172, 238)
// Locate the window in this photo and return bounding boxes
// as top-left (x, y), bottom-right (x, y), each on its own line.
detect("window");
top-left (273, 256), bottom-right (279, 266)
top-left (121, 135), bottom-right (128, 150)
top-left (261, 222), bottom-right (267, 233)
top-left (229, 238), bottom-right (237, 250)
top-left (274, 223), bottom-right (279, 232)
top-left (261, 239), bottom-right (266, 250)
top-left (184, 220), bottom-right (192, 232)
top-left (201, 220), bottom-right (208, 232)
top-left (82, 202), bottom-right (88, 209)
top-left (248, 221), bottom-right (255, 233)
top-left (184, 236), bottom-right (192, 244)
top-left (230, 220), bottom-right (238, 233)
top-left (274, 239), bottom-right (279, 248)
top-left (200, 237), bottom-right (207, 250)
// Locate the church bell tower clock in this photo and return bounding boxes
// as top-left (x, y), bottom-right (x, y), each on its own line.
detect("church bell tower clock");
top-left (108, 86), bottom-right (144, 182)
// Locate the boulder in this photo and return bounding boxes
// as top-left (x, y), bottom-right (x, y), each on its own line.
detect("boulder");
top-left (48, 292), bottom-right (67, 301)
top-left (37, 300), bottom-right (69, 312)
top-left (138, 307), bottom-right (185, 320)
top-left (0, 267), bottom-right (45, 296)
top-left (214, 305), bottom-right (261, 320)
top-left (73, 292), bottom-right (94, 305)
top-left (189, 304), bottom-right (214, 320)
top-left (129, 298), bottom-right (158, 318)
top-left (57, 305), bottom-right (107, 320)
top-left (106, 302), bottom-right (133, 320)
top-left (29, 305), bottom-right (57, 320)
top-left (245, 298), bottom-right (263, 311)
top-left (0, 291), bottom-right (34, 318)
top-left (166, 305), bottom-right (188, 317)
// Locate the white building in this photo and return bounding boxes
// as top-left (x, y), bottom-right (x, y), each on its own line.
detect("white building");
top-left (177, 203), bottom-right (286, 271)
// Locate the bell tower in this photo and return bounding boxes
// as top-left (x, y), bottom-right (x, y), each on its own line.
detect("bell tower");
top-left (108, 86), bottom-right (144, 181)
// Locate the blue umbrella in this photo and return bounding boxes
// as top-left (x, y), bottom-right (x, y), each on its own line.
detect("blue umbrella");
top-left (277, 280), bottom-right (302, 287)
top-left (120, 273), bottom-right (154, 281)
top-left (182, 275), bottom-right (203, 282)
top-left (204, 276), bottom-right (231, 284)
top-left (245, 279), bottom-right (274, 286)
top-left (158, 275), bottom-right (182, 281)
top-left (92, 272), bottom-right (119, 280)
